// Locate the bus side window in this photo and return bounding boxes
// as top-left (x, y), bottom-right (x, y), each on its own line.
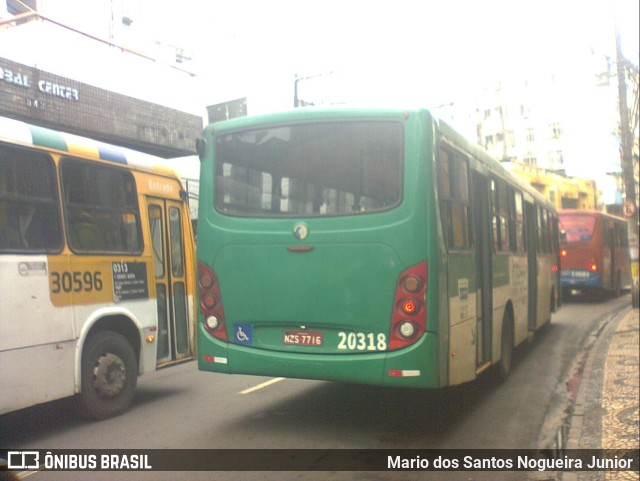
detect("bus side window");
top-left (550, 212), bottom-right (559, 253)
top-left (169, 208), bottom-right (184, 277)
top-left (603, 220), bottom-right (612, 248)
top-left (0, 145), bottom-right (62, 252)
top-left (438, 147), bottom-right (471, 250)
top-left (68, 208), bottom-right (105, 251)
top-left (491, 179), bottom-right (509, 252)
top-left (538, 207), bottom-right (551, 253)
top-left (616, 223), bottom-right (627, 248)
top-left (508, 188), bottom-right (524, 252)
top-left (0, 199), bottom-right (19, 249)
top-left (62, 158), bottom-right (141, 254)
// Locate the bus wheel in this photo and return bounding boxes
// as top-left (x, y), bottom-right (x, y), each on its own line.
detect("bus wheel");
top-left (497, 313), bottom-right (514, 382)
top-left (79, 330), bottom-right (137, 420)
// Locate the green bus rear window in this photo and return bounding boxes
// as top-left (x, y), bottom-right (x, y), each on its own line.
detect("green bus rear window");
top-left (214, 121), bottom-right (403, 217)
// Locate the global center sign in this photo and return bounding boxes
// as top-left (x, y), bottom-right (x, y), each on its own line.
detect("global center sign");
top-left (1, 63), bottom-right (80, 101)
top-left (0, 57), bottom-right (202, 157)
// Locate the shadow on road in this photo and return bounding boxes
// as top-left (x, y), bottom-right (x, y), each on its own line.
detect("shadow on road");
top-left (0, 396), bottom-right (80, 446)
top-left (215, 324), bottom-right (560, 449)
top-left (217, 360), bottom-right (534, 449)
top-left (0, 384), bottom-right (186, 446)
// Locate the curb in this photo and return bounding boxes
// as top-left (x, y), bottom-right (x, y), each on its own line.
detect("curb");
top-left (562, 306), bottom-right (638, 481)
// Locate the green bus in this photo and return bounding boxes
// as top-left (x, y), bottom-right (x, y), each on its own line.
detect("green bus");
top-left (195, 108), bottom-right (561, 388)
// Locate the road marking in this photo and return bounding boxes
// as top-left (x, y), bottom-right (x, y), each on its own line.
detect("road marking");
top-left (18, 470), bottom-right (40, 479)
top-left (240, 377), bottom-right (285, 394)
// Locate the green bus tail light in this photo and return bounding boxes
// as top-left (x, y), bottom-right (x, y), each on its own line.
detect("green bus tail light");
top-left (401, 274), bottom-right (424, 293)
top-left (398, 298), bottom-right (419, 315)
top-left (389, 262), bottom-right (427, 350)
top-left (198, 262), bottom-right (227, 341)
top-left (398, 320), bottom-right (418, 338)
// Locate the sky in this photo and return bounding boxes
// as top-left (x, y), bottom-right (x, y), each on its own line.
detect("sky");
top-left (135, 0), bottom-right (639, 110)
top-left (31, 0), bottom-right (639, 113)
top-left (7, 0), bottom-right (640, 187)
top-left (154, 0), bottom-right (637, 186)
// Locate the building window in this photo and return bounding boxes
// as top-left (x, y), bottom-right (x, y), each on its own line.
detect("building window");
top-left (547, 150), bottom-right (565, 169)
top-left (526, 128), bottom-right (535, 142)
top-left (550, 122), bottom-right (563, 139)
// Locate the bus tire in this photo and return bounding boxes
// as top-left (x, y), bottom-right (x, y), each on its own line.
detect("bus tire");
top-left (497, 313), bottom-right (514, 382)
top-left (79, 330), bottom-right (137, 420)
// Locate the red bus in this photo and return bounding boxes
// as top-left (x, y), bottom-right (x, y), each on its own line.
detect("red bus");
top-left (559, 210), bottom-right (631, 297)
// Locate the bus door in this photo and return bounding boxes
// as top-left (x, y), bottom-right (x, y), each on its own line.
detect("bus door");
top-left (524, 200), bottom-right (538, 329)
top-left (147, 199), bottom-right (191, 365)
top-left (472, 172), bottom-right (492, 367)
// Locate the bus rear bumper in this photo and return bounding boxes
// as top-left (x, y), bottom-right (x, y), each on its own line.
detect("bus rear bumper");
top-left (197, 327), bottom-right (439, 388)
top-left (561, 274), bottom-right (602, 289)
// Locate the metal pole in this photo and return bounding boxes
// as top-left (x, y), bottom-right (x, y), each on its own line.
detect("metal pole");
top-left (615, 20), bottom-right (640, 306)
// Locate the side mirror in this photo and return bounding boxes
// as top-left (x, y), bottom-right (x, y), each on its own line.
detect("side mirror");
top-left (196, 138), bottom-right (207, 162)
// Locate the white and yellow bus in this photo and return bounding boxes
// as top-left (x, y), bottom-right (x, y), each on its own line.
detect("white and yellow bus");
top-left (0, 116), bottom-right (196, 419)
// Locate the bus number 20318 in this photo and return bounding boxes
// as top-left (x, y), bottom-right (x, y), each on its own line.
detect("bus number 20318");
top-left (337, 332), bottom-right (387, 351)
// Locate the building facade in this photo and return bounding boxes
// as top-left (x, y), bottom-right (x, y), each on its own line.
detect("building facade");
top-left (504, 162), bottom-right (601, 212)
top-left (475, 77), bottom-right (571, 173)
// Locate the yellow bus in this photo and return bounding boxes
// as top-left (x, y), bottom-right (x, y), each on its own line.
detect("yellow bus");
top-left (0, 116), bottom-right (196, 419)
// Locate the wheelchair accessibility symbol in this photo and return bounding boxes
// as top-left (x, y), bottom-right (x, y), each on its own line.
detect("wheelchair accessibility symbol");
top-left (234, 323), bottom-right (253, 345)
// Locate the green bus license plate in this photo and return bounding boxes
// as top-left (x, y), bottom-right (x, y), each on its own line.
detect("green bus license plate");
top-left (283, 330), bottom-right (323, 346)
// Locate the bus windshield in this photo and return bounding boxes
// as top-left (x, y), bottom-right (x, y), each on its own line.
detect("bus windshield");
top-left (214, 121), bottom-right (403, 217)
top-left (560, 214), bottom-right (596, 243)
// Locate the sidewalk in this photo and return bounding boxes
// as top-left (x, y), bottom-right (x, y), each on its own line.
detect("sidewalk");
top-left (565, 303), bottom-right (640, 481)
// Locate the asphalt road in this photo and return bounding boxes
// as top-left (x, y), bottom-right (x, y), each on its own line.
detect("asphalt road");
top-left (1, 294), bottom-right (632, 481)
